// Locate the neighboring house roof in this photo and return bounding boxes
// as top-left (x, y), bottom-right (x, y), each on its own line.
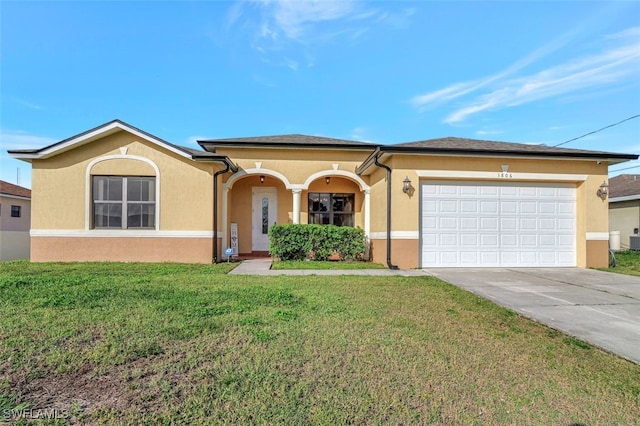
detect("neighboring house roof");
top-left (0, 180), bottom-right (31, 199)
top-left (357, 137), bottom-right (639, 175)
top-left (8, 119), bottom-right (238, 171)
top-left (198, 134), bottom-right (378, 151)
top-left (609, 174), bottom-right (640, 202)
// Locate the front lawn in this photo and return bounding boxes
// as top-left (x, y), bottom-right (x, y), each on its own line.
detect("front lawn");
top-left (603, 250), bottom-right (640, 276)
top-left (1, 261), bottom-right (638, 424)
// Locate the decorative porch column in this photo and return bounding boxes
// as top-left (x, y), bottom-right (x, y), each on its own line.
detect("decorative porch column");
top-left (292, 188), bottom-right (302, 224)
top-left (364, 189), bottom-right (370, 238)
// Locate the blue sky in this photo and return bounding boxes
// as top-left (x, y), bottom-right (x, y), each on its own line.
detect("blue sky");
top-left (1, 0), bottom-right (639, 189)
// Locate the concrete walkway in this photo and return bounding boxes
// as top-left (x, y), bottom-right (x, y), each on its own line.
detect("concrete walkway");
top-left (425, 268), bottom-right (640, 364)
top-left (228, 259), bottom-right (431, 277)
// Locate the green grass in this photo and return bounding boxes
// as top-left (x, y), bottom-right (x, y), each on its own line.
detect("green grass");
top-left (602, 250), bottom-right (640, 276)
top-left (271, 260), bottom-right (387, 270)
top-left (1, 261), bottom-right (639, 424)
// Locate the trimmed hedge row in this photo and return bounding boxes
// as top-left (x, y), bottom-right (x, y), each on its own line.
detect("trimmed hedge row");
top-left (268, 224), bottom-right (367, 261)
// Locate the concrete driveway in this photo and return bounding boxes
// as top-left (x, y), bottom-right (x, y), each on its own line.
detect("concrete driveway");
top-left (424, 268), bottom-right (640, 364)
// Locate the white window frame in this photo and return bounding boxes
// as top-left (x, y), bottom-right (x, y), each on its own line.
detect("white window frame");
top-left (92, 176), bottom-right (156, 230)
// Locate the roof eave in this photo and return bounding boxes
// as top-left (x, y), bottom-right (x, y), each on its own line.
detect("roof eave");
top-left (609, 194), bottom-right (640, 203)
top-left (6, 119), bottom-right (211, 163)
top-left (378, 145), bottom-right (639, 160)
top-left (191, 155), bottom-right (238, 172)
top-left (198, 141), bottom-right (378, 151)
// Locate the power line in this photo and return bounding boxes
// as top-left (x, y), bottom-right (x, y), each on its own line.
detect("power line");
top-left (553, 114), bottom-right (640, 147)
top-left (609, 164), bottom-right (640, 174)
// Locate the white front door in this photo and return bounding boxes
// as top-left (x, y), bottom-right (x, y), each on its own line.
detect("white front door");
top-left (252, 187), bottom-right (278, 251)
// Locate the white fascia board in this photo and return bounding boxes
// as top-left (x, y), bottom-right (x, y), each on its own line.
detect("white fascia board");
top-left (0, 193), bottom-right (31, 201)
top-left (609, 195), bottom-right (640, 203)
top-left (16, 122), bottom-right (193, 161)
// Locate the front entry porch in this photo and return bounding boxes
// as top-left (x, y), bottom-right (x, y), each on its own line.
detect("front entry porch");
top-left (220, 169), bottom-right (370, 260)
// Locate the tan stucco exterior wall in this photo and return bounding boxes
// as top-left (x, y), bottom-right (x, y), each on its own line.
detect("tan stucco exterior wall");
top-left (222, 148), bottom-right (371, 253)
top-left (365, 155), bottom-right (609, 268)
top-left (31, 130), bottom-right (216, 231)
top-left (217, 148), bottom-right (369, 185)
top-left (28, 129), bottom-right (228, 263)
top-left (609, 201), bottom-right (640, 250)
top-left (31, 237), bottom-right (212, 263)
top-left (229, 175), bottom-right (291, 254)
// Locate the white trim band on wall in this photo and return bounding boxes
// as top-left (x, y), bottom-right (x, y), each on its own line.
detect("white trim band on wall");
top-left (416, 170), bottom-right (587, 182)
top-left (586, 232), bottom-right (610, 241)
top-left (369, 231), bottom-right (419, 240)
top-left (31, 230), bottom-right (214, 238)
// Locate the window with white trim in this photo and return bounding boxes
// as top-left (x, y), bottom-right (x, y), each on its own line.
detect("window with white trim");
top-left (308, 193), bottom-right (354, 226)
top-left (92, 176), bottom-right (155, 229)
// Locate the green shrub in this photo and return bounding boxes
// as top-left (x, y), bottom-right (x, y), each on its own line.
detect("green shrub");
top-left (269, 224), bottom-right (366, 261)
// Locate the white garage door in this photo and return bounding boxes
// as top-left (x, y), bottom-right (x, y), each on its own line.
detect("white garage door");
top-left (421, 181), bottom-right (576, 267)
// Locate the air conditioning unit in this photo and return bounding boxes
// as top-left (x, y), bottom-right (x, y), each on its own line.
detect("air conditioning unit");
top-left (630, 236), bottom-right (640, 251)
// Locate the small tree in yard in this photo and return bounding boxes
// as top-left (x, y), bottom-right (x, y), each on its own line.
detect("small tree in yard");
top-left (269, 224), bottom-right (367, 261)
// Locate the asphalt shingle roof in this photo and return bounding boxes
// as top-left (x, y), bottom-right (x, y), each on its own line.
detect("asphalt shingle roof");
top-left (391, 137), bottom-right (636, 158)
top-left (0, 180), bottom-right (31, 198)
top-left (198, 134), bottom-right (377, 149)
top-left (609, 174), bottom-right (640, 198)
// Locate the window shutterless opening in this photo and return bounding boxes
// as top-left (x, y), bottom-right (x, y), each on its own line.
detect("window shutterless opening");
top-left (92, 176), bottom-right (155, 229)
top-left (308, 192), bottom-right (354, 226)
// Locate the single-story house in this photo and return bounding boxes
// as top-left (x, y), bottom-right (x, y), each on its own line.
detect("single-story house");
top-left (608, 174), bottom-right (640, 250)
top-left (8, 119), bottom-right (638, 268)
top-left (0, 180), bottom-right (31, 261)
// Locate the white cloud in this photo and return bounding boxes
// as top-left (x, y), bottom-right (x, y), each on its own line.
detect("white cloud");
top-left (266, 0), bottom-right (357, 40)
top-left (228, 0), bottom-right (407, 69)
top-left (411, 27), bottom-right (640, 125)
top-left (15, 99), bottom-right (44, 110)
top-left (476, 129), bottom-right (504, 137)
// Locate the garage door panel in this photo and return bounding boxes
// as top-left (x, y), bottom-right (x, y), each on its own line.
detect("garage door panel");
top-left (501, 234), bottom-right (518, 246)
top-left (460, 252), bottom-right (479, 264)
top-left (480, 234), bottom-right (499, 246)
top-left (440, 217), bottom-right (458, 229)
top-left (500, 218), bottom-right (517, 230)
top-left (460, 217), bottom-right (478, 229)
top-left (421, 181), bottom-right (576, 267)
top-left (520, 202), bottom-right (537, 213)
top-left (440, 234), bottom-right (458, 246)
top-left (460, 200), bottom-right (477, 213)
top-left (500, 201), bottom-right (518, 213)
top-left (460, 234), bottom-right (478, 245)
top-left (440, 200), bottom-right (458, 213)
top-left (539, 202), bottom-right (556, 214)
top-left (480, 201), bottom-right (498, 213)
top-left (480, 217), bottom-right (498, 230)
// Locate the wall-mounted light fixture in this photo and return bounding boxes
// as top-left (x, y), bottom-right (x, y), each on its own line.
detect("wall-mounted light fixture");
top-left (325, 176), bottom-right (331, 185)
top-left (402, 176), bottom-right (411, 194)
top-left (597, 181), bottom-right (608, 200)
top-left (260, 175), bottom-right (265, 184)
